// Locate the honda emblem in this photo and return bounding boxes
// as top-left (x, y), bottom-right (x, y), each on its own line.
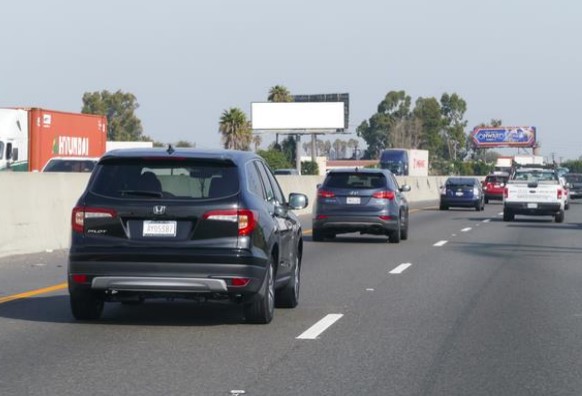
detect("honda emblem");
top-left (153, 205), bottom-right (166, 215)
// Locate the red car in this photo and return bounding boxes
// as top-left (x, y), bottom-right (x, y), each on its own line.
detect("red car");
top-left (482, 173), bottom-right (509, 203)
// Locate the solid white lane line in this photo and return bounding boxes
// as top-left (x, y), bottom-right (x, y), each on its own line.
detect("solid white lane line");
top-left (483, 219), bottom-right (491, 223)
top-left (434, 240), bottom-right (448, 247)
top-left (461, 227), bottom-right (472, 232)
top-left (390, 263), bottom-right (412, 274)
top-left (297, 314), bottom-right (344, 340)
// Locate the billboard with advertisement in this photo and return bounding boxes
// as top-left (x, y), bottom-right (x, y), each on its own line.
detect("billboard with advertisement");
top-left (471, 126), bottom-right (536, 148)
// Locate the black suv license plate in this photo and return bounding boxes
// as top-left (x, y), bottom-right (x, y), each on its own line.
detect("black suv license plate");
top-left (143, 220), bottom-right (177, 237)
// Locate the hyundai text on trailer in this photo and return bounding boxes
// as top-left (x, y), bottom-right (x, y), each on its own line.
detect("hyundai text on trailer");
top-left (0, 108), bottom-right (107, 172)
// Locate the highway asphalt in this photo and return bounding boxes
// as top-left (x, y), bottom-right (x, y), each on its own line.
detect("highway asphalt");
top-left (1, 200), bottom-right (582, 395)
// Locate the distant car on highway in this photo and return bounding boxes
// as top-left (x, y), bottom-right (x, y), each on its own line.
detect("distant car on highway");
top-left (274, 168), bottom-right (299, 175)
top-left (67, 148), bottom-right (308, 324)
top-left (440, 177), bottom-right (484, 211)
top-left (312, 168), bottom-right (411, 243)
top-left (482, 172), bottom-right (509, 203)
top-left (42, 157), bottom-right (99, 172)
top-left (564, 173), bottom-right (582, 199)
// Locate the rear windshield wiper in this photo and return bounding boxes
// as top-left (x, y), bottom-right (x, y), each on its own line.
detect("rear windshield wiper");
top-left (119, 190), bottom-right (163, 198)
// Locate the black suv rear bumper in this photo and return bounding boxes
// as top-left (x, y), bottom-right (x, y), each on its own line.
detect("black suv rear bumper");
top-left (68, 253), bottom-right (268, 298)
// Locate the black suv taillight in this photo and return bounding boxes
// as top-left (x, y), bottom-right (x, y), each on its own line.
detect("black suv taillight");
top-left (202, 209), bottom-right (257, 236)
top-left (72, 206), bottom-right (117, 233)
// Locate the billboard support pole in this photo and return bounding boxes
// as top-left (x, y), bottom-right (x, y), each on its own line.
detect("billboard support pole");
top-left (295, 134), bottom-right (301, 175)
top-left (311, 134), bottom-right (317, 162)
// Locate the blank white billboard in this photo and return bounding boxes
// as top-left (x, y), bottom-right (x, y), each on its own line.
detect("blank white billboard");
top-left (251, 102), bottom-right (345, 130)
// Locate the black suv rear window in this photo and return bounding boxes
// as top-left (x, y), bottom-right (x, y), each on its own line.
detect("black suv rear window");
top-left (325, 173), bottom-right (387, 189)
top-left (90, 158), bottom-right (239, 199)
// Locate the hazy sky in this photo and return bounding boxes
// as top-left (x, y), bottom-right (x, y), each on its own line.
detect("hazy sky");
top-left (2, 0), bottom-right (581, 160)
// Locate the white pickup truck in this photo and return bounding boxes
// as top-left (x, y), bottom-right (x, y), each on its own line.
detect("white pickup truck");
top-left (503, 167), bottom-right (565, 223)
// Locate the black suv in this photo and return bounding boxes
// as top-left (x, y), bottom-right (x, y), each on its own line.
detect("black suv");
top-left (312, 168), bottom-right (411, 243)
top-left (68, 148), bottom-right (308, 324)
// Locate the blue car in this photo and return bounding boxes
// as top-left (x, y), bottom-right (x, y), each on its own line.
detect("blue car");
top-left (440, 177), bottom-right (485, 211)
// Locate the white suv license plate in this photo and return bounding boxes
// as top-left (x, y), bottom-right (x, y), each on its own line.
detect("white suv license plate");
top-left (346, 197), bottom-right (361, 204)
top-left (527, 203), bottom-right (538, 209)
top-left (143, 221), bottom-right (177, 237)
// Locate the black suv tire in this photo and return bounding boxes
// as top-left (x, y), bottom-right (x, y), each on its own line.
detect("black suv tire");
top-left (70, 289), bottom-right (104, 320)
top-left (244, 260), bottom-right (275, 324)
top-left (276, 254), bottom-right (300, 308)
top-left (312, 228), bottom-right (324, 242)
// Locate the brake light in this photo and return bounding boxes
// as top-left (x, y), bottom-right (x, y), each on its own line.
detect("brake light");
top-left (318, 190), bottom-right (335, 198)
top-left (316, 214), bottom-right (328, 220)
top-left (72, 274), bottom-right (88, 284)
top-left (379, 215), bottom-right (393, 220)
top-left (72, 206), bottom-right (116, 233)
top-left (372, 191), bottom-right (395, 200)
top-left (557, 189), bottom-right (563, 199)
top-left (230, 277), bottom-right (250, 287)
top-left (203, 209), bottom-right (257, 236)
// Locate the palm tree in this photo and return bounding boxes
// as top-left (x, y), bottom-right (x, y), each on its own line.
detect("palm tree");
top-left (252, 134), bottom-right (262, 152)
top-left (268, 85), bottom-right (293, 103)
top-left (219, 108), bottom-right (252, 150)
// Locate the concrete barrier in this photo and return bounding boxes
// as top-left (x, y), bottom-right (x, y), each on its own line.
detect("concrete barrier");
top-left (0, 173), bottom-right (450, 258)
top-left (1, 173), bottom-right (91, 258)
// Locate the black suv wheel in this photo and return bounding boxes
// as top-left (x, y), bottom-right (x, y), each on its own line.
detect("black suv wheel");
top-left (70, 289), bottom-right (104, 320)
top-left (244, 260), bottom-right (275, 324)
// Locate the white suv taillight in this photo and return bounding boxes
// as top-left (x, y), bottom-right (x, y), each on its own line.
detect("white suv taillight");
top-left (72, 206), bottom-right (116, 233)
top-left (557, 188), bottom-right (563, 200)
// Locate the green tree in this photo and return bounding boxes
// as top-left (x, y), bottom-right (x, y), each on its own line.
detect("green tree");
top-left (561, 160), bottom-right (582, 173)
top-left (357, 90), bottom-right (412, 158)
top-left (268, 85), bottom-right (293, 102)
top-left (219, 108), bottom-right (252, 150)
top-left (82, 90), bottom-right (143, 141)
top-left (252, 135), bottom-right (262, 152)
top-left (257, 149), bottom-right (293, 169)
top-left (281, 135), bottom-right (297, 164)
top-left (175, 140), bottom-right (195, 147)
top-left (440, 93), bottom-right (468, 161)
top-left (413, 97), bottom-right (443, 155)
top-left (301, 161), bottom-right (319, 175)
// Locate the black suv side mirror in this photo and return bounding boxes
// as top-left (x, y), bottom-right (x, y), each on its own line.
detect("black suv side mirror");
top-left (288, 193), bottom-right (308, 210)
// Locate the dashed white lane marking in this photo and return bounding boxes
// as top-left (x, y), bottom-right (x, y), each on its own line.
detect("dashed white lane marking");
top-left (366, 288), bottom-right (375, 292)
top-left (483, 219), bottom-right (491, 223)
top-left (297, 314), bottom-right (344, 340)
top-left (461, 227), bottom-right (472, 232)
top-left (434, 240), bottom-right (448, 247)
top-left (390, 263), bottom-right (412, 274)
